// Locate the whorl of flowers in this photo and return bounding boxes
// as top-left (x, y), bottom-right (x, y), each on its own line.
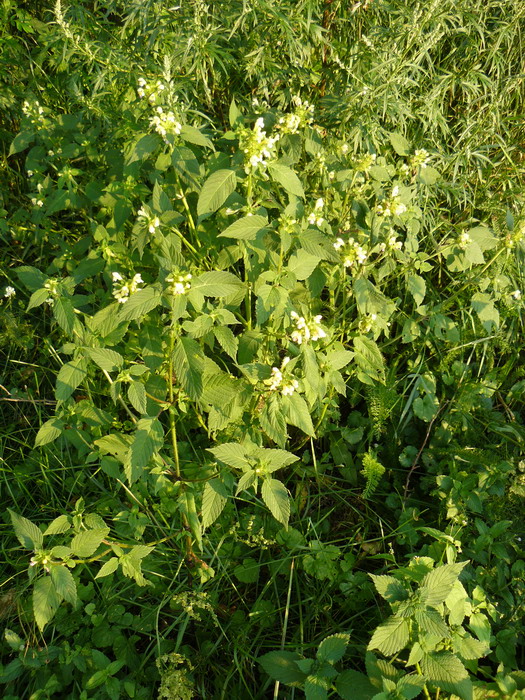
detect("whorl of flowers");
top-left (265, 357), bottom-right (299, 396)
top-left (150, 106), bottom-right (182, 140)
top-left (239, 118), bottom-right (279, 173)
top-left (289, 311), bottom-right (326, 345)
top-left (277, 97), bottom-right (314, 134)
top-left (137, 206), bottom-right (161, 234)
top-left (112, 272), bottom-right (144, 304)
top-left (166, 273), bottom-right (192, 296)
top-left (376, 186), bottom-right (407, 217)
top-left (307, 198), bottom-right (325, 227)
top-left (333, 237), bottom-right (368, 268)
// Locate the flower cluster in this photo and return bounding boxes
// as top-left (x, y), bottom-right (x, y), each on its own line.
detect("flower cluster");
top-left (265, 356), bottom-right (299, 396)
top-left (239, 118), bottom-right (279, 173)
top-left (289, 311), bottom-right (326, 345)
top-left (458, 232), bottom-right (472, 249)
top-left (334, 236), bottom-right (368, 268)
top-left (4, 286), bottom-right (15, 299)
top-left (511, 289), bottom-right (521, 300)
top-left (43, 278), bottom-right (60, 305)
top-left (277, 97), bottom-right (314, 134)
top-left (112, 272), bottom-right (144, 304)
top-left (150, 106), bottom-right (182, 140)
top-left (307, 198), bottom-right (325, 227)
top-left (411, 148), bottom-right (430, 168)
top-left (137, 77), bottom-right (167, 101)
top-left (376, 186), bottom-right (407, 217)
top-left (137, 207), bottom-right (161, 234)
top-left (379, 231), bottom-right (403, 252)
top-left (166, 273), bottom-right (192, 296)
top-left (353, 153), bottom-right (376, 172)
top-left (22, 99), bottom-right (45, 128)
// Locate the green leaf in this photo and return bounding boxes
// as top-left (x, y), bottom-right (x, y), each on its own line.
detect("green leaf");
top-left (369, 574), bottom-right (410, 603)
top-left (128, 381), bottom-right (147, 414)
top-left (207, 442), bottom-right (249, 469)
top-left (9, 509), bottom-right (43, 550)
top-left (234, 557), bottom-right (260, 583)
top-left (180, 123), bottom-right (213, 149)
top-left (336, 670), bottom-right (376, 700)
top-left (414, 608), bottom-right (449, 639)
top-left (407, 274), bottom-right (426, 306)
top-left (259, 651), bottom-right (306, 684)
top-left (326, 350), bottom-right (354, 371)
top-left (213, 326), bottom-right (238, 360)
top-left (417, 165), bottom-right (440, 185)
top-left (453, 634), bottom-right (489, 661)
top-left (261, 478), bottom-right (290, 527)
top-left (55, 358), bottom-right (88, 401)
top-left (259, 395), bottom-right (288, 447)
top-left (125, 133), bottom-right (161, 164)
top-left (368, 616), bottom-right (410, 656)
top-left (201, 479), bottom-right (228, 530)
top-left (173, 336), bottom-right (204, 400)
top-left (44, 515), bottom-right (71, 536)
top-left (316, 634), bottom-right (350, 663)
top-left (95, 557), bottom-right (119, 579)
top-left (218, 214), bottom-right (267, 240)
top-left (70, 528), bottom-right (109, 557)
top-left (268, 162), bottom-right (305, 198)
top-left (287, 249), bottom-right (321, 280)
top-left (304, 675), bottom-right (329, 700)
top-left (282, 393), bottom-right (316, 436)
top-left (421, 651), bottom-right (471, 700)
top-left (197, 169), bottom-right (237, 217)
top-left (421, 562), bottom-right (467, 607)
top-left (389, 132), bottom-right (411, 156)
top-left (353, 336), bottom-right (385, 385)
top-left (471, 292), bottom-right (499, 331)
top-left (53, 297), bottom-right (76, 335)
top-left (16, 265), bottom-right (47, 291)
top-left (179, 490), bottom-right (202, 551)
top-left (120, 545), bottom-right (153, 586)
top-left (33, 577), bottom-right (61, 631)
top-left (9, 130), bottom-right (35, 155)
top-left (152, 181), bottom-right (171, 213)
top-left (118, 286), bottom-right (162, 322)
top-left (125, 417), bottom-right (164, 483)
top-left (258, 447), bottom-right (299, 472)
top-left (27, 288), bottom-right (52, 311)
top-left (397, 674), bottom-right (427, 699)
top-left (34, 418), bottom-right (64, 447)
top-left (50, 565), bottom-right (77, 606)
top-left (87, 347), bottom-right (124, 372)
top-left (192, 270), bottom-right (244, 296)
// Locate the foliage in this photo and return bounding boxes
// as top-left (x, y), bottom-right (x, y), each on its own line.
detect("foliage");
top-left (1, 1), bottom-right (525, 698)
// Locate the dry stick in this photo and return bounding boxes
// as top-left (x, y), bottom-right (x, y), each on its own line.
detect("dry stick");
top-left (403, 401), bottom-right (449, 500)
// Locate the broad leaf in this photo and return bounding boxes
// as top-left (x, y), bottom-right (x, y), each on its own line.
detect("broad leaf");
top-left (421, 651), bottom-right (472, 700)
top-left (316, 634), bottom-right (350, 664)
top-left (9, 510), bottom-right (43, 550)
top-left (282, 393), bottom-right (315, 436)
top-left (95, 557), bottom-right (119, 579)
top-left (33, 576), bottom-right (61, 631)
top-left (421, 562), bottom-right (467, 607)
top-left (197, 169), bottom-right (236, 217)
top-left (268, 162), bottom-right (305, 198)
top-left (55, 358), bottom-right (88, 401)
top-left (70, 528), bottom-right (109, 557)
top-left (259, 651), bottom-right (306, 684)
top-left (201, 479), bottom-right (229, 530)
top-left (207, 442), bottom-right (249, 470)
top-left (218, 214), bottom-right (267, 240)
top-left (368, 616), bottom-right (410, 656)
top-left (261, 478), bottom-right (290, 527)
top-left (50, 565), bottom-right (77, 606)
top-left (173, 337), bottom-right (204, 400)
top-left (118, 286), bottom-right (162, 322)
top-left (44, 515), bottom-right (71, 536)
top-left (87, 348), bottom-right (124, 372)
top-left (35, 418), bottom-right (64, 447)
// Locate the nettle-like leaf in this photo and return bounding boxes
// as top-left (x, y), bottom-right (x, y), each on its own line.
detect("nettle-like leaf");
top-left (369, 574), bottom-right (410, 604)
top-left (70, 527), bottom-right (109, 557)
top-left (421, 562), bottom-right (468, 608)
top-left (95, 557), bottom-right (119, 579)
top-left (201, 478), bottom-right (229, 530)
top-left (119, 545), bottom-right (154, 586)
top-left (43, 515), bottom-right (71, 536)
top-left (33, 576), bottom-right (61, 631)
top-left (34, 417), bottom-right (64, 448)
top-left (353, 336), bottom-right (385, 385)
top-left (49, 565), bottom-right (77, 606)
top-left (218, 214), bottom-right (267, 240)
top-left (118, 286), bottom-right (162, 322)
top-left (125, 417), bottom-right (164, 483)
top-left (316, 634), bottom-right (350, 664)
top-left (421, 651), bottom-right (472, 700)
top-left (9, 510), bottom-right (43, 550)
top-left (259, 650), bottom-right (306, 685)
top-left (261, 478), bottom-right (290, 527)
top-left (173, 336), bottom-right (205, 400)
top-left (208, 442), bottom-right (250, 469)
top-left (197, 168), bottom-right (237, 217)
top-left (87, 347), bottom-right (124, 372)
top-left (55, 358), bottom-right (88, 401)
top-left (367, 616), bottom-right (410, 656)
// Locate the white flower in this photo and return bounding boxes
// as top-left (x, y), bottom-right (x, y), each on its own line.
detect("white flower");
top-left (314, 198), bottom-right (324, 210)
top-left (112, 271), bottom-right (123, 282)
top-left (166, 273), bottom-right (192, 296)
top-left (392, 186), bottom-right (399, 198)
top-left (4, 286), bottom-right (16, 298)
top-left (333, 237), bottom-right (345, 250)
top-left (459, 232), bottom-right (472, 249)
top-left (390, 202), bottom-right (407, 216)
top-left (512, 289), bottom-right (521, 300)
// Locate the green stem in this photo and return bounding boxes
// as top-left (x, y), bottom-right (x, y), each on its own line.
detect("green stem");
top-left (168, 332), bottom-right (181, 479)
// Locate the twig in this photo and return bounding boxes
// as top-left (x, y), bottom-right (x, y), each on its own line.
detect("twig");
top-left (403, 401), bottom-right (448, 499)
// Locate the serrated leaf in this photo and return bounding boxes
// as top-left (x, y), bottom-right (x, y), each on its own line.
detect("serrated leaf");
top-left (258, 447), bottom-right (299, 472)
top-left (389, 132), bottom-right (411, 155)
top-left (173, 336), bottom-right (204, 400)
top-left (259, 651), bottom-right (306, 684)
top-left (213, 326), bottom-right (238, 360)
top-left (421, 651), bottom-right (471, 700)
top-left (95, 557), bottom-right (119, 579)
top-left (287, 249), bottom-right (321, 280)
top-left (316, 634), bottom-right (350, 664)
top-left (417, 166), bottom-right (440, 185)
top-left (33, 577), bottom-right (61, 631)
top-left (50, 565), bottom-right (77, 606)
top-left (70, 528), bottom-right (109, 557)
top-left (16, 265), bottom-right (47, 291)
top-left (55, 358), bottom-right (88, 401)
top-left (87, 347), bottom-right (124, 372)
top-left (9, 510), bottom-right (43, 550)
top-left (414, 608), bottom-right (449, 639)
top-left (421, 562), bottom-right (467, 607)
top-left (336, 670), bottom-right (376, 700)
top-left (125, 417), bottom-right (164, 483)
top-left (326, 350), bottom-right (354, 371)
top-left (259, 395), bottom-right (287, 447)
top-left (261, 478), bottom-right (290, 527)
top-left (397, 674), bottom-right (427, 699)
top-left (180, 123), bottom-right (213, 149)
top-left (407, 274), bottom-right (426, 306)
top-left (207, 442), bottom-right (249, 469)
top-left (34, 418), bottom-right (64, 447)
top-left (125, 132), bottom-right (161, 164)
top-left (453, 634), bottom-right (489, 661)
top-left (44, 515), bottom-right (71, 536)
top-left (353, 336), bottom-right (385, 385)
top-left (192, 270), bottom-right (244, 296)
top-left (118, 286), bottom-right (162, 322)
top-left (53, 297), bottom-right (76, 335)
top-left (282, 393), bottom-right (315, 436)
top-left (305, 675), bottom-right (329, 700)
top-left (218, 214), bottom-right (267, 240)
top-left (234, 557), bottom-right (260, 583)
top-left (201, 479), bottom-right (229, 530)
top-left (268, 162), bottom-right (305, 198)
top-left (368, 616), bottom-right (410, 656)
top-left (369, 574), bottom-right (410, 603)
top-left (128, 381), bottom-right (147, 413)
top-left (197, 169), bottom-right (236, 217)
